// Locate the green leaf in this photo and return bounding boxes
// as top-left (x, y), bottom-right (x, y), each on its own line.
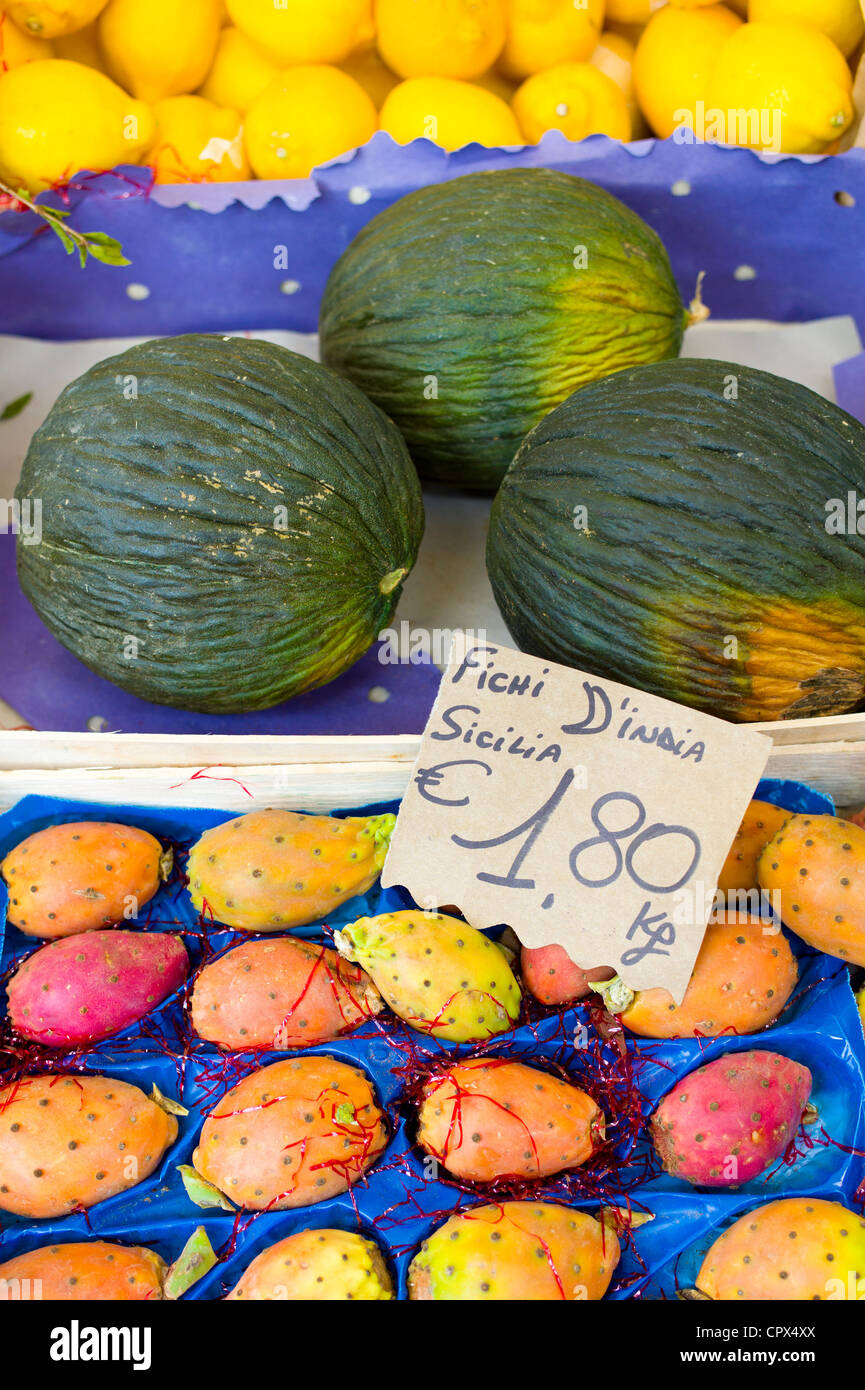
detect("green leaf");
top-left (82, 232), bottom-right (131, 267)
top-left (178, 1164), bottom-right (235, 1212)
top-left (0, 392), bottom-right (32, 422)
top-left (162, 1226), bottom-right (218, 1300)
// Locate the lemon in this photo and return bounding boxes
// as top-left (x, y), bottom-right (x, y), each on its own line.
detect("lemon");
top-left (498, 0), bottom-right (604, 79)
top-left (6, 0), bottom-right (106, 37)
top-left (749, 0), bottom-right (864, 56)
top-left (376, 0), bottom-right (506, 79)
top-left (245, 65), bottom-right (377, 179)
top-left (590, 30), bottom-right (647, 138)
top-left (99, 0), bottom-right (221, 103)
top-left (53, 19), bottom-right (102, 65)
top-left (147, 94), bottom-right (249, 183)
top-left (199, 25), bottom-right (278, 111)
top-left (633, 2), bottom-right (742, 139)
top-left (1, 8), bottom-right (54, 66)
top-left (0, 57), bottom-right (153, 190)
top-left (227, 0), bottom-right (371, 65)
top-left (707, 20), bottom-right (854, 152)
top-left (513, 61), bottom-right (632, 141)
top-left (340, 38), bottom-right (400, 107)
top-left (380, 74), bottom-right (521, 147)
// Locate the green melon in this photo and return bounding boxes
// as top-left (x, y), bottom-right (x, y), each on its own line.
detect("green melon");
top-left (16, 334), bottom-right (424, 713)
top-left (319, 168), bottom-right (688, 491)
top-left (486, 358), bottom-right (865, 723)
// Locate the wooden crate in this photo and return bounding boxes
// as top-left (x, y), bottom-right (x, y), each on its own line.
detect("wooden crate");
top-left (1, 714), bottom-right (865, 812)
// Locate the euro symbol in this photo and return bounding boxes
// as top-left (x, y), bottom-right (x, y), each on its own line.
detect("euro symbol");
top-left (414, 759), bottom-right (492, 807)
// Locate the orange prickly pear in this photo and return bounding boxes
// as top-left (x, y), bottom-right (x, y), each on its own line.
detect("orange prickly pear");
top-left (408, 1202), bottom-right (619, 1300)
top-left (189, 1055), bottom-right (387, 1211)
top-left (0, 1074), bottom-right (179, 1218)
top-left (1, 821), bottom-right (172, 939)
top-left (417, 1058), bottom-right (603, 1182)
top-left (190, 935), bottom-right (383, 1049)
top-left (718, 799), bottom-right (790, 895)
top-left (7, 930), bottom-right (189, 1045)
top-left (0, 1241), bottom-right (167, 1300)
top-left (693, 1198), bottom-right (865, 1300)
top-left (651, 1050), bottom-right (812, 1188)
top-left (186, 808), bottom-right (395, 931)
top-left (226, 1228), bottom-right (394, 1300)
top-left (334, 910), bottom-right (521, 1043)
top-left (520, 942), bottom-right (615, 1006)
top-left (603, 915), bottom-right (798, 1039)
top-left (758, 813), bottom-right (865, 967)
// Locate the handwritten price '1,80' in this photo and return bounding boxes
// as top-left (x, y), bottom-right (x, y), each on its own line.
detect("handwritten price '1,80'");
top-left (413, 762), bottom-right (701, 964)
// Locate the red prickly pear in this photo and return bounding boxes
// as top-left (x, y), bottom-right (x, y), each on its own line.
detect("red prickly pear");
top-left (226, 1229), bottom-right (394, 1300)
top-left (0, 1241), bottom-right (167, 1300)
top-left (190, 936), bottom-right (382, 1049)
top-left (616, 915), bottom-right (798, 1038)
top-left (1, 821), bottom-right (171, 939)
top-left (335, 910), bottom-right (521, 1043)
top-left (521, 942), bottom-right (615, 1006)
top-left (408, 1201), bottom-right (619, 1300)
top-left (7, 930), bottom-right (189, 1045)
top-left (191, 1055), bottom-right (387, 1210)
top-left (186, 808), bottom-right (395, 931)
top-left (718, 799), bottom-right (790, 895)
top-left (651, 1050), bottom-right (812, 1188)
top-left (695, 1197), bottom-right (865, 1300)
top-left (0, 1074), bottom-right (179, 1218)
top-left (758, 812), bottom-right (865, 966)
top-left (417, 1058), bottom-right (603, 1182)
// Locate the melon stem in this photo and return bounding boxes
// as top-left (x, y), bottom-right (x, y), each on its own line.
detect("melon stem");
top-left (686, 270), bottom-right (710, 328)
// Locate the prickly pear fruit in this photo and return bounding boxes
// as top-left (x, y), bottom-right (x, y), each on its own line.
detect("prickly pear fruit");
top-left (718, 799), bottom-right (790, 895)
top-left (186, 808), bottom-right (395, 932)
top-left (614, 915), bottom-right (798, 1038)
top-left (191, 1055), bottom-right (387, 1210)
top-left (226, 1228), bottom-right (393, 1300)
top-left (408, 1201), bottom-right (619, 1300)
top-left (521, 943), bottom-right (615, 1006)
top-left (758, 813), bottom-right (865, 967)
top-left (7, 930), bottom-right (189, 1045)
top-left (0, 1074), bottom-right (179, 1218)
top-left (417, 1058), bottom-right (603, 1182)
top-left (0, 1241), bottom-right (167, 1300)
top-left (1, 821), bottom-right (171, 939)
top-left (695, 1197), bottom-right (865, 1300)
top-left (190, 936), bottom-right (382, 1050)
top-left (651, 1050), bottom-right (812, 1188)
top-left (335, 910), bottom-right (521, 1043)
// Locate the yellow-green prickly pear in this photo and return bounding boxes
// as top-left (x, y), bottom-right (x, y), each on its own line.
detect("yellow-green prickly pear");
top-left (226, 1229), bottom-right (393, 1300)
top-left (334, 910), bottom-right (521, 1043)
top-left (186, 808), bottom-right (395, 931)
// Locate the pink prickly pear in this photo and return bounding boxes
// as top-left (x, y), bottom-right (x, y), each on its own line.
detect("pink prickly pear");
top-left (694, 1198), bottom-right (865, 1300)
top-left (7, 930), bottom-right (189, 1045)
top-left (651, 1050), bottom-right (812, 1188)
top-left (521, 942), bottom-right (615, 1006)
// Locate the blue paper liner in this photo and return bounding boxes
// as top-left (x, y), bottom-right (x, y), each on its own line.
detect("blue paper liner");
top-left (0, 776), bottom-right (862, 1300)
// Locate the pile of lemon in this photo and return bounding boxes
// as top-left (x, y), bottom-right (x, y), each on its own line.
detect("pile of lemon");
top-left (0, 0), bottom-right (861, 193)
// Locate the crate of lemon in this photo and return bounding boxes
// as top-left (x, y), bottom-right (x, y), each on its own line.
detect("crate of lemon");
top-left (0, 0), bottom-right (861, 197)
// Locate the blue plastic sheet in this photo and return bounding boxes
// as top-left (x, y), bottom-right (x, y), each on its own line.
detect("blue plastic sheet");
top-left (0, 777), bottom-right (862, 1300)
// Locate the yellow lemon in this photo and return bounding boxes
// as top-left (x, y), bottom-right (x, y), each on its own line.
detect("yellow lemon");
top-left (340, 39), bottom-right (400, 107)
top-left (707, 20), bottom-right (854, 152)
top-left (0, 57), bottom-right (153, 190)
top-left (99, 0), bottom-right (221, 103)
top-left (633, 2), bottom-right (742, 139)
top-left (147, 94), bottom-right (249, 183)
top-left (5, 0), bottom-right (106, 37)
top-left (380, 74), bottom-right (522, 147)
top-left (375, 0), bottom-right (506, 79)
top-left (1, 9), bottom-right (54, 66)
top-left (199, 25), bottom-right (278, 111)
top-left (53, 19), bottom-right (103, 65)
top-left (749, 0), bottom-right (864, 56)
top-left (513, 61), bottom-right (631, 141)
top-left (590, 30), bottom-right (647, 137)
top-left (227, 0), bottom-right (371, 65)
top-left (498, 0), bottom-right (604, 79)
top-left (245, 65), bottom-right (377, 179)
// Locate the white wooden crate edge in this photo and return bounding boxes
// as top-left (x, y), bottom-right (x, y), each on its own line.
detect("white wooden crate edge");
top-left (0, 723), bottom-right (865, 811)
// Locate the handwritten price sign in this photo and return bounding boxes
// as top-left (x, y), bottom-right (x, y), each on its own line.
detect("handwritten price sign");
top-left (382, 635), bottom-right (772, 1002)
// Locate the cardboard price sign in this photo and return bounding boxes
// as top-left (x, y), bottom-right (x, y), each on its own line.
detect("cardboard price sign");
top-left (382, 635), bottom-right (772, 1003)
